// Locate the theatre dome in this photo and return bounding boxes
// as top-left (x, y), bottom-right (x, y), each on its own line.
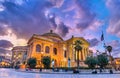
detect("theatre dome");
top-left (42, 30), bottom-right (63, 41)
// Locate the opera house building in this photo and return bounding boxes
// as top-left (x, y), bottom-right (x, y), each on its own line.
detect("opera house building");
top-left (12, 30), bottom-right (90, 67)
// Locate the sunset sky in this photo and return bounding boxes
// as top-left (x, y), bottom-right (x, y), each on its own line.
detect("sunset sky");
top-left (0, 0), bottom-right (120, 57)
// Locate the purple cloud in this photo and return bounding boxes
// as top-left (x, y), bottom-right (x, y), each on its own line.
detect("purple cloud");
top-left (0, 0), bottom-right (65, 39)
top-left (0, 25), bottom-right (8, 36)
top-left (87, 38), bottom-right (99, 47)
top-left (60, 0), bottom-right (99, 32)
top-left (0, 0), bottom-right (102, 40)
top-left (56, 22), bottom-right (69, 37)
top-left (0, 48), bottom-right (11, 55)
top-left (0, 0), bottom-right (70, 39)
top-left (48, 0), bottom-right (64, 8)
top-left (75, 0), bottom-right (96, 31)
top-left (107, 40), bottom-right (120, 57)
top-left (48, 13), bottom-right (57, 28)
top-left (0, 40), bottom-right (13, 48)
top-left (106, 0), bottom-right (120, 37)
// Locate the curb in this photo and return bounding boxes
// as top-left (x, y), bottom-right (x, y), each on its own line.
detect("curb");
top-left (16, 70), bottom-right (120, 75)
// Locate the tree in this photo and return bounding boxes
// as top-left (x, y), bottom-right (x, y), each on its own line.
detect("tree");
top-left (85, 56), bottom-right (97, 69)
top-left (74, 40), bottom-right (83, 68)
top-left (106, 46), bottom-right (113, 64)
top-left (27, 58), bottom-right (37, 68)
top-left (41, 56), bottom-right (51, 69)
top-left (106, 46), bottom-right (112, 56)
top-left (97, 54), bottom-right (109, 69)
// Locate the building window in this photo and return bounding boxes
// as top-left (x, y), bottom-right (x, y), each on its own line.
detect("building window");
top-left (36, 44), bottom-right (41, 52)
top-left (53, 48), bottom-right (57, 55)
top-left (64, 50), bottom-right (67, 58)
top-left (13, 53), bottom-right (16, 58)
top-left (18, 53), bottom-right (22, 58)
top-left (23, 52), bottom-right (27, 60)
top-left (45, 46), bottom-right (50, 53)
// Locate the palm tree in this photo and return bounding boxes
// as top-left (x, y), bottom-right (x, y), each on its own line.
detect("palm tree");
top-left (74, 40), bottom-right (83, 68)
top-left (106, 46), bottom-right (112, 56)
top-left (106, 46), bottom-right (112, 65)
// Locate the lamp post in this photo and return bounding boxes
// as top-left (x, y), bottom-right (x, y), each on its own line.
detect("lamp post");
top-left (68, 57), bottom-right (71, 68)
top-left (41, 52), bottom-right (44, 68)
top-left (51, 59), bottom-right (54, 71)
top-left (39, 52), bottom-right (44, 72)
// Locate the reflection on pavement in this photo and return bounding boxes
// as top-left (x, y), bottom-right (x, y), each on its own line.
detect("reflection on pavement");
top-left (0, 68), bottom-right (120, 78)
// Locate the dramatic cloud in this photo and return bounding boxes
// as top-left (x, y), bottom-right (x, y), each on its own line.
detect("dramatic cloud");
top-left (56, 22), bottom-right (69, 37)
top-left (48, 13), bottom-right (57, 28)
top-left (107, 40), bottom-right (120, 57)
top-left (75, 0), bottom-right (96, 31)
top-left (87, 38), bottom-right (99, 47)
top-left (48, 0), bottom-right (64, 8)
top-left (0, 48), bottom-right (11, 55)
top-left (0, 40), bottom-right (13, 48)
top-left (60, 0), bottom-right (102, 33)
top-left (1, 0), bottom-right (53, 39)
top-left (0, 0), bottom-right (102, 40)
top-left (106, 0), bottom-right (120, 37)
top-left (0, 25), bottom-right (8, 35)
top-left (0, 0), bottom-right (66, 39)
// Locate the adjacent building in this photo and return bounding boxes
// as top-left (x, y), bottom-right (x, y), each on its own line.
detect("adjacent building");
top-left (0, 56), bottom-right (11, 67)
top-left (12, 46), bottom-right (28, 66)
top-left (114, 58), bottom-right (120, 69)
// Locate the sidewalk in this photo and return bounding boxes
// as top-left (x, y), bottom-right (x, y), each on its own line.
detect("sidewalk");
top-left (16, 69), bottom-right (120, 74)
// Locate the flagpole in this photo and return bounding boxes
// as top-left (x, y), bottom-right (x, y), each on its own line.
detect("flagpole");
top-left (101, 31), bottom-right (107, 54)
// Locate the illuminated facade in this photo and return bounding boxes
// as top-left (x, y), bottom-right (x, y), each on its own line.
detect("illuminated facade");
top-left (0, 56), bottom-right (11, 67)
top-left (12, 46), bottom-right (28, 66)
top-left (27, 30), bottom-right (90, 67)
top-left (114, 58), bottom-right (120, 69)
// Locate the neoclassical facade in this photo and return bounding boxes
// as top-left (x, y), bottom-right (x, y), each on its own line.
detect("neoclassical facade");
top-left (12, 46), bottom-right (28, 66)
top-left (27, 30), bottom-right (90, 67)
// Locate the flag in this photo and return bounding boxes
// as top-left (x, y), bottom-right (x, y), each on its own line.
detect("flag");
top-left (101, 31), bottom-right (104, 41)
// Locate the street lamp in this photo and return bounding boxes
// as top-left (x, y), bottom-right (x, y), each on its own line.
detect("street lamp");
top-left (68, 57), bottom-right (71, 68)
top-left (40, 52), bottom-right (44, 68)
top-left (51, 59), bottom-right (55, 71)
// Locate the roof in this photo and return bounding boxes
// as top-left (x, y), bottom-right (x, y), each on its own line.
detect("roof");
top-left (65, 36), bottom-right (90, 46)
top-left (12, 46), bottom-right (28, 51)
top-left (42, 30), bottom-right (63, 41)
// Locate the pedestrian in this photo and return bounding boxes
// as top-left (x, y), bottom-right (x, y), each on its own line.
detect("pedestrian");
top-left (39, 68), bottom-right (42, 72)
top-left (99, 68), bottom-right (102, 73)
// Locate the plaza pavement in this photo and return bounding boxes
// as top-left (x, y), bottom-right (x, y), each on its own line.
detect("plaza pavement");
top-left (18, 68), bottom-right (120, 74)
top-left (0, 68), bottom-right (120, 78)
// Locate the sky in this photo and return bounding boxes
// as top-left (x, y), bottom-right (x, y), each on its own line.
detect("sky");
top-left (0, 0), bottom-right (120, 58)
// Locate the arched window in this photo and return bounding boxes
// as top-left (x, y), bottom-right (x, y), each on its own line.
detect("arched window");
top-left (45, 46), bottom-right (50, 53)
top-left (53, 48), bottom-right (57, 55)
top-left (23, 52), bottom-right (27, 60)
top-left (64, 50), bottom-right (67, 58)
top-left (36, 44), bottom-right (41, 52)
top-left (18, 53), bottom-right (22, 58)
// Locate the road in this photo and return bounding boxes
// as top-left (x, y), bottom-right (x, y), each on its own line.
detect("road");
top-left (0, 68), bottom-right (120, 78)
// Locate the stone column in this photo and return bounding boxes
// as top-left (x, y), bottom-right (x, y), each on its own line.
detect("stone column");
top-left (84, 48), bottom-right (87, 59)
top-left (79, 51), bottom-right (81, 61)
top-left (41, 43), bottom-right (44, 52)
top-left (81, 50), bottom-right (84, 61)
top-left (83, 49), bottom-right (85, 61)
top-left (86, 48), bottom-right (88, 57)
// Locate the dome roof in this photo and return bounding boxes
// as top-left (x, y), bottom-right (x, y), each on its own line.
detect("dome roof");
top-left (42, 30), bottom-right (63, 41)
